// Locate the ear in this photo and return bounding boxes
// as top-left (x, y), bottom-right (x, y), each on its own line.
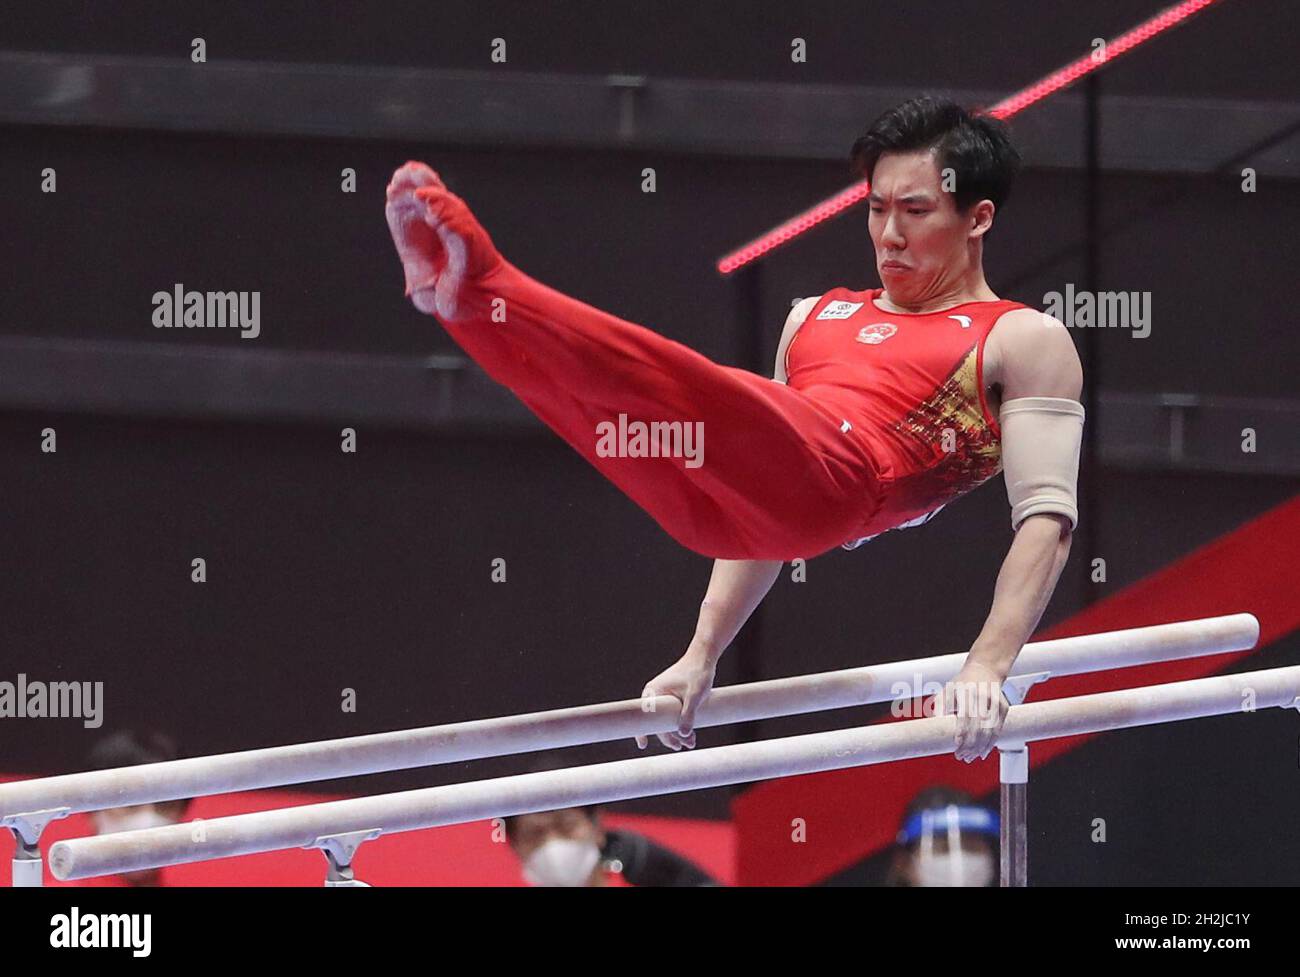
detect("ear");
top-left (969, 199), bottom-right (996, 239)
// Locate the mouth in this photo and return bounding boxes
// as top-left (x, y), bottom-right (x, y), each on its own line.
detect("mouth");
top-left (880, 260), bottom-right (909, 272)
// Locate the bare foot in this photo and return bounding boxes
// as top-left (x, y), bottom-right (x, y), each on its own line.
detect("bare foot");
top-left (384, 162), bottom-right (503, 320)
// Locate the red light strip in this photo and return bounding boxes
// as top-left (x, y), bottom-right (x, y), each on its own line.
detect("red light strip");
top-left (986, 0), bottom-right (1218, 118)
top-left (716, 0), bottom-right (1224, 275)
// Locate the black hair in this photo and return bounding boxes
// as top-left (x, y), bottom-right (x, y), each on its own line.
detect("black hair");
top-left (849, 95), bottom-right (1022, 213)
top-left (501, 754), bottom-right (601, 841)
top-left (88, 730), bottom-right (181, 769)
top-left (88, 730), bottom-right (192, 814)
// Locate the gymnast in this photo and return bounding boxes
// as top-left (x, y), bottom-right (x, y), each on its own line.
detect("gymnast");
top-left (384, 95), bottom-right (1083, 764)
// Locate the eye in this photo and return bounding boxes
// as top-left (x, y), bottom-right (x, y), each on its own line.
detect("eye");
top-left (908, 208), bottom-right (927, 215)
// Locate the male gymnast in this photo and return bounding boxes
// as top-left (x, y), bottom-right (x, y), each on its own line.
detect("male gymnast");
top-left (384, 96), bottom-right (1084, 763)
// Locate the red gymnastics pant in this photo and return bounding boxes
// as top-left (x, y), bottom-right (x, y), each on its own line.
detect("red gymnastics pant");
top-left (385, 163), bottom-right (883, 561)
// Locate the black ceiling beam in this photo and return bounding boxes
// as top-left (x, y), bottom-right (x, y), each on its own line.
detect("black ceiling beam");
top-left (0, 50), bottom-right (1296, 177)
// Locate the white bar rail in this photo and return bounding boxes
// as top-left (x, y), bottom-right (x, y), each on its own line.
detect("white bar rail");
top-left (49, 663), bottom-right (1300, 881)
top-left (0, 613), bottom-right (1259, 822)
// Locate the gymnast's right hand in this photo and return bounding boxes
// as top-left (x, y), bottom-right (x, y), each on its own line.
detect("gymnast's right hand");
top-left (636, 651), bottom-right (717, 752)
top-left (384, 161), bottom-right (504, 320)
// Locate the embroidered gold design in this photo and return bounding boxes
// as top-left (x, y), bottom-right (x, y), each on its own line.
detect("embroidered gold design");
top-left (891, 346), bottom-right (1002, 509)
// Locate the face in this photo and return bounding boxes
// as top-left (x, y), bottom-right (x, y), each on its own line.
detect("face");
top-left (92, 802), bottom-right (184, 886)
top-left (508, 807), bottom-right (604, 864)
top-left (904, 832), bottom-right (995, 887)
top-left (867, 149), bottom-right (992, 304)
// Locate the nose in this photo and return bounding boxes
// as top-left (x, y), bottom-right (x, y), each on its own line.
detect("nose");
top-left (879, 212), bottom-right (905, 251)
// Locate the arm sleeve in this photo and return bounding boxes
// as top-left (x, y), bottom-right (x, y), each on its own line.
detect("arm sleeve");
top-left (998, 396), bottom-right (1085, 531)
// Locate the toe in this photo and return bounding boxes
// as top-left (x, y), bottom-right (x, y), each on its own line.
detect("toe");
top-left (386, 161), bottom-right (443, 199)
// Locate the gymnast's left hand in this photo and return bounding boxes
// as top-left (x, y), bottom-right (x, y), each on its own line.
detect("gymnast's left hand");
top-left (635, 651), bottom-right (717, 752)
top-left (938, 661), bottom-right (1010, 763)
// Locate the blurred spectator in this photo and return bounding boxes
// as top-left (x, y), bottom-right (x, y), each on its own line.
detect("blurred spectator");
top-left (86, 731), bottom-right (191, 887)
top-left (886, 785), bottom-right (998, 886)
top-left (502, 755), bottom-right (715, 886)
top-left (505, 805), bottom-right (716, 886)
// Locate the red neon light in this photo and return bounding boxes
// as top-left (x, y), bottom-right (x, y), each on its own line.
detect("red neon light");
top-left (717, 0), bottom-right (1223, 275)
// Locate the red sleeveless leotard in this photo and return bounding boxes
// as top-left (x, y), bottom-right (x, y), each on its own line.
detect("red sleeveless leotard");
top-left (786, 287), bottom-right (1028, 548)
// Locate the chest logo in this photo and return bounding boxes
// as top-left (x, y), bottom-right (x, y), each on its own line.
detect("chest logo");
top-left (816, 300), bottom-right (864, 320)
top-left (949, 314), bottom-right (972, 329)
top-left (855, 323), bottom-right (898, 345)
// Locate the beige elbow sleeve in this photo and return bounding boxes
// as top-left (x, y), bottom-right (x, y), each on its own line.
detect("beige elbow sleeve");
top-left (999, 397), bottom-right (1085, 531)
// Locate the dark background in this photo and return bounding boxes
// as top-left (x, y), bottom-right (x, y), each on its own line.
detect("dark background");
top-left (1, 0), bottom-right (1297, 883)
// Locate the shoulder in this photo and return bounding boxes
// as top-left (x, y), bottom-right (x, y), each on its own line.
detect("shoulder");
top-left (773, 294), bottom-right (824, 383)
top-left (787, 295), bottom-right (821, 326)
top-left (986, 308), bottom-right (1082, 400)
top-left (783, 286), bottom-right (872, 328)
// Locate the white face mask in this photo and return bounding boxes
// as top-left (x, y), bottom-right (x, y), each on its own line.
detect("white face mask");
top-left (93, 806), bottom-right (173, 836)
top-left (914, 850), bottom-right (996, 887)
top-left (522, 837), bottom-right (602, 887)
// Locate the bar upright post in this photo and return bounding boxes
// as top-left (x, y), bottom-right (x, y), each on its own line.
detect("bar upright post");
top-left (999, 746), bottom-right (1028, 887)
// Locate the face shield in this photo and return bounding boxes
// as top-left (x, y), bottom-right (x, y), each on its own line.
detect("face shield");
top-left (897, 803), bottom-right (999, 887)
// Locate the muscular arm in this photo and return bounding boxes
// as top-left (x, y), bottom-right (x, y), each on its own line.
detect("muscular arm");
top-left (638, 297), bottom-right (817, 750)
top-left (945, 310), bottom-right (1083, 763)
top-left (692, 295), bottom-right (819, 662)
top-left (690, 559), bottom-right (783, 662)
top-left (966, 511), bottom-right (1073, 677)
top-left (972, 313), bottom-right (1081, 680)
top-left (691, 295), bottom-right (821, 655)
top-left (964, 311), bottom-right (1083, 686)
